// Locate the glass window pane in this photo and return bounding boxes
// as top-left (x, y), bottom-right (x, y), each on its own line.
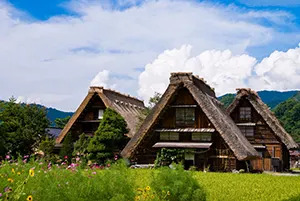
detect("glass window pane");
top-left (169, 132), bottom-right (179, 141)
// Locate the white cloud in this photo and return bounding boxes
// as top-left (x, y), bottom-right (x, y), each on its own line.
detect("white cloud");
top-left (138, 45), bottom-right (257, 102)
top-left (138, 44), bottom-right (300, 103)
top-left (250, 44), bottom-right (300, 91)
top-left (0, 0), bottom-right (299, 110)
top-left (90, 69), bottom-right (110, 87)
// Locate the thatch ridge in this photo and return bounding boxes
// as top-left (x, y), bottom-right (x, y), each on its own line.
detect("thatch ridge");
top-left (227, 88), bottom-right (298, 150)
top-left (121, 73), bottom-right (259, 160)
top-left (56, 86), bottom-right (145, 143)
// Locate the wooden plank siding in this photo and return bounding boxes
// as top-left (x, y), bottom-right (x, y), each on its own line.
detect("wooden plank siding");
top-left (230, 97), bottom-right (287, 171)
top-left (133, 88), bottom-right (239, 171)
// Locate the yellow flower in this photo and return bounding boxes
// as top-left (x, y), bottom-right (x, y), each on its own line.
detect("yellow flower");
top-left (145, 186), bottom-right (151, 191)
top-left (27, 195), bottom-right (33, 201)
top-left (29, 169), bottom-right (34, 177)
top-left (11, 168), bottom-right (15, 174)
top-left (7, 178), bottom-right (14, 183)
top-left (17, 172), bottom-right (21, 176)
top-left (167, 191), bottom-right (171, 196)
top-left (134, 196), bottom-right (140, 201)
top-left (137, 188), bottom-right (143, 192)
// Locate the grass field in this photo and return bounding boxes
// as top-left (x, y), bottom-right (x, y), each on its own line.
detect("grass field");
top-left (0, 160), bottom-right (300, 201)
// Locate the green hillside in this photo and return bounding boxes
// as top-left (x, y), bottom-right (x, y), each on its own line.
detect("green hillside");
top-left (219, 90), bottom-right (298, 108)
top-left (273, 92), bottom-right (300, 143)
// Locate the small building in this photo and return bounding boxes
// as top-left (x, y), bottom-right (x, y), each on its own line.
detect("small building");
top-left (56, 86), bottom-right (145, 144)
top-left (227, 88), bottom-right (298, 172)
top-left (121, 72), bottom-right (259, 171)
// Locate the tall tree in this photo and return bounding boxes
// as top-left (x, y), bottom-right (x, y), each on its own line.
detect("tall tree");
top-left (54, 116), bottom-right (71, 129)
top-left (0, 98), bottom-right (50, 157)
top-left (87, 108), bottom-right (128, 163)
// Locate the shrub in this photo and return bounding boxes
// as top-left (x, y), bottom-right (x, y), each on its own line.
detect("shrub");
top-left (87, 108), bottom-right (128, 163)
top-left (59, 132), bottom-right (73, 162)
top-left (151, 164), bottom-right (206, 201)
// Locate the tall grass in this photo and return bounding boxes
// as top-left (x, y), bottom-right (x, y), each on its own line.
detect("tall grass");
top-left (1, 159), bottom-right (300, 201)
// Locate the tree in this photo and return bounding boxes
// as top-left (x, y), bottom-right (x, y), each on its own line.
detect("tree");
top-left (59, 132), bottom-right (73, 162)
top-left (273, 93), bottom-right (300, 143)
top-left (149, 92), bottom-right (162, 109)
top-left (87, 108), bottom-right (128, 163)
top-left (39, 136), bottom-right (55, 157)
top-left (54, 116), bottom-right (71, 129)
top-left (0, 98), bottom-right (50, 158)
top-left (73, 133), bottom-right (90, 156)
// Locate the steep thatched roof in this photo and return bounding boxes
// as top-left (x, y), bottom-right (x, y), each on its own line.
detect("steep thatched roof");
top-left (227, 88), bottom-right (298, 150)
top-left (56, 86), bottom-right (145, 143)
top-left (121, 73), bottom-right (259, 160)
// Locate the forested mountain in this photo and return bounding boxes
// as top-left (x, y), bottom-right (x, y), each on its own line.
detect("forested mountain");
top-left (273, 92), bottom-right (300, 143)
top-left (0, 100), bottom-right (73, 127)
top-left (219, 90), bottom-right (299, 108)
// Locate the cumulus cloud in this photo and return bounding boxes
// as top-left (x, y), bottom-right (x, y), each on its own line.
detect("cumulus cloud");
top-left (138, 44), bottom-right (300, 103)
top-left (90, 69), bottom-right (110, 87)
top-left (0, 0), bottom-right (299, 110)
top-left (250, 44), bottom-right (300, 91)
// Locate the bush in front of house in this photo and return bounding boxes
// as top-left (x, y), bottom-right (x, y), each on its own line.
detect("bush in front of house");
top-left (151, 164), bottom-right (206, 201)
top-left (87, 108), bottom-right (129, 163)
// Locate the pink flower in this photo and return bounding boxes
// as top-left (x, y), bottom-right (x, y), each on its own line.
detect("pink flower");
top-left (0, 193), bottom-right (2, 197)
top-left (76, 157), bottom-right (80, 162)
top-left (92, 171), bottom-right (96, 175)
top-left (107, 164), bottom-right (111, 167)
top-left (64, 156), bottom-right (68, 159)
top-left (5, 155), bottom-right (10, 160)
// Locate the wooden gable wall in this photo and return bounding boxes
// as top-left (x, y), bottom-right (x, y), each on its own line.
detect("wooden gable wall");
top-left (230, 97), bottom-right (289, 171)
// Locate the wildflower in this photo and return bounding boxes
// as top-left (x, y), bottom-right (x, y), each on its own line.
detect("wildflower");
top-left (27, 195), bottom-right (33, 201)
top-left (145, 186), bottom-right (151, 191)
top-left (5, 155), bottom-right (10, 160)
top-left (92, 172), bottom-right (96, 175)
top-left (0, 193), bottom-right (2, 197)
top-left (7, 178), bottom-right (14, 183)
top-left (76, 157), bottom-right (80, 162)
top-left (64, 155), bottom-right (68, 159)
top-left (135, 196), bottom-right (140, 201)
top-left (107, 164), bottom-right (111, 167)
top-left (11, 168), bottom-right (15, 174)
top-left (17, 172), bottom-right (21, 176)
top-left (4, 187), bottom-right (12, 192)
top-left (137, 188), bottom-right (143, 192)
top-left (29, 169), bottom-right (35, 177)
top-left (167, 191), bottom-right (171, 196)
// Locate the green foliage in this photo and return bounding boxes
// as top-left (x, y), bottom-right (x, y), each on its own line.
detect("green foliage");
top-left (54, 116), bottom-right (71, 129)
top-left (0, 98), bottom-right (50, 158)
top-left (273, 92), bottom-right (300, 142)
top-left (1, 161), bottom-right (300, 201)
top-left (87, 108), bottom-right (128, 163)
top-left (59, 133), bottom-right (73, 161)
top-left (39, 136), bottom-right (55, 157)
top-left (73, 133), bottom-right (90, 156)
top-left (151, 165), bottom-right (206, 201)
top-left (218, 94), bottom-right (235, 108)
top-left (155, 148), bottom-right (184, 167)
top-left (149, 92), bottom-right (162, 109)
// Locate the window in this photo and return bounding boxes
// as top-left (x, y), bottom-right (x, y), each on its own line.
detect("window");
top-left (176, 108), bottom-right (195, 126)
top-left (239, 126), bottom-right (254, 137)
top-left (98, 109), bottom-right (104, 119)
top-left (192, 133), bottom-right (212, 141)
top-left (239, 107), bottom-right (251, 120)
top-left (160, 132), bottom-right (179, 141)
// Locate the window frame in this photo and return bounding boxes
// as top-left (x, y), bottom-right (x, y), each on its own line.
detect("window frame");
top-left (175, 107), bottom-right (195, 126)
top-left (239, 126), bottom-right (254, 137)
top-left (239, 107), bottom-right (251, 120)
top-left (159, 132), bottom-right (179, 141)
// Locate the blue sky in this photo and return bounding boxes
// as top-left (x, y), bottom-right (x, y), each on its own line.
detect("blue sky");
top-left (1, 0), bottom-right (300, 110)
